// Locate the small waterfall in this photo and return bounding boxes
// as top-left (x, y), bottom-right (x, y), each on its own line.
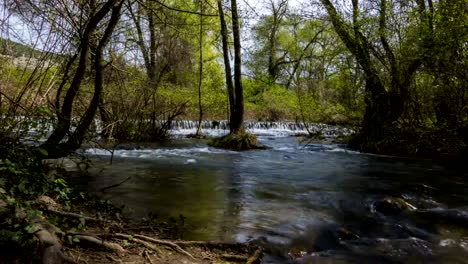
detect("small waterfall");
top-left (167, 120), bottom-right (353, 137)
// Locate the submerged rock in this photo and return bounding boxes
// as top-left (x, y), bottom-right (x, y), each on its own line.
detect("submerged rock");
top-left (372, 197), bottom-right (417, 215)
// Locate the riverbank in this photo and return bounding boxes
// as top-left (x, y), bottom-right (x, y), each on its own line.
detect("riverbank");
top-left (0, 141), bottom-right (264, 264)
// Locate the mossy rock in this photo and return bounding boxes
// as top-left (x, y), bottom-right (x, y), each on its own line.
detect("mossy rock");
top-left (208, 132), bottom-right (267, 151)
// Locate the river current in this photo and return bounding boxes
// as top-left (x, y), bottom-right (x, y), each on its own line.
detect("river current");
top-left (74, 123), bottom-right (468, 263)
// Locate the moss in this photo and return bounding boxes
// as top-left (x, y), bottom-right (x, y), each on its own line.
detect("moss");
top-left (208, 132), bottom-right (267, 151)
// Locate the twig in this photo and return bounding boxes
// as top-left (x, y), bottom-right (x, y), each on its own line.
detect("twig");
top-left (100, 176), bottom-right (131, 192)
top-left (115, 233), bottom-right (196, 260)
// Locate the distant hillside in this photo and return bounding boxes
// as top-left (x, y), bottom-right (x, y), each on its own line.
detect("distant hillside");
top-left (0, 38), bottom-right (43, 58)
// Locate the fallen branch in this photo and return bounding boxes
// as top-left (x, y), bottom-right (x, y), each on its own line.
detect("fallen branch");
top-left (115, 233), bottom-right (196, 260)
top-left (73, 235), bottom-right (125, 255)
top-left (100, 176), bottom-right (131, 192)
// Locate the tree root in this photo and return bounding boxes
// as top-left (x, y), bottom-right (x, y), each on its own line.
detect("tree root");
top-left (31, 218), bottom-right (76, 264)
top-left (246, 248), bottom-right (263, 264)
top-left (220, 254), bottom-right (248, 262)
top-left (144, 249), bottom-right (154, 264)
top-left (115, 233), bottom-right (196, 260)
top-left (73, 235), bottom-right (125, 255)
top-left (114, 234), bottom-right (163, 255)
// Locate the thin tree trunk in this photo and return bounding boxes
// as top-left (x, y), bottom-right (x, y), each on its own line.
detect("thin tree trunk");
top-left (217, 0), bottom-right (235, 132)
top-left (230, 0), bottom-right (244, 134)
top-left (195, 0), bottom-right (204, 136)
top-left (40, 0), bottom-right (123, 158)
top-left (42, 0), bottom-right (118, 148)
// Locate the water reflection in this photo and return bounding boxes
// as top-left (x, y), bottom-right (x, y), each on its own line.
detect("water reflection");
top-left (75, 137), bottom-right (468, 263)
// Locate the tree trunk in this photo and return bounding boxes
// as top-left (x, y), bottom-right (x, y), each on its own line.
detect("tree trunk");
top-left (195, 0), bottom-right (204, 136)
top-left (217, 0), bottom-right (235, 132)
top-left (230, 0), bottom-right (244, 134)
top-left (39, 0), bottom-right (123, 158)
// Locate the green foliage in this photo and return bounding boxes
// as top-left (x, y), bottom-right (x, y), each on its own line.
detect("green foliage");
top-left (244, 80), bottom-right (299, 121)
top-left (0, 140), bottom-right (76, 257)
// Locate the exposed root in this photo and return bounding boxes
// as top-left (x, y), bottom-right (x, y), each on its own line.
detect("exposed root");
top-left (31, 218), bottom-right (76, 264)
top-left (114, 234), bottom-right (163, 256)
top-left (115, 233), bottom-right (196, 260)
top-left (144, 249), bottom-right (154, 264)
top-left (73, 235), bottom-right (125, 255)
top-left (105, 254), bottom-right (121, 262)
top-left (220, 254), bottom-right (248, 262)
top-left (246, 248), bottom-right (263, 264)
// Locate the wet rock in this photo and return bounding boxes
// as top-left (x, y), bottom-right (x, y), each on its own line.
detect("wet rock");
top-left (373, 197), bottom-right (417, 215)
top-left (288, 224), bottom-right (359, 255)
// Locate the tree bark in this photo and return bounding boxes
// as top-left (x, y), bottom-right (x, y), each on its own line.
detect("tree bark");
top-left (230, 0), bottom-right (244, 134)
top-left (39, 0), bottom-right (123, 158)
top-left (195, 0), bottom-right (204, 136)
top-left (217, 0), bottom-right (235, 132)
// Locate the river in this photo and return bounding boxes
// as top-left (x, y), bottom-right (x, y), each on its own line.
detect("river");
top-left (74, 123), bottom-right (468, 263)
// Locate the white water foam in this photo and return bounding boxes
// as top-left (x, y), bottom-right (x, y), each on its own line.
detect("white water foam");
top-left (84, 147), bottom-right (235, 159)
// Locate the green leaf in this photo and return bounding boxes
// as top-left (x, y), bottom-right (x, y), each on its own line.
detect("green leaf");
top-left (25, 224), bottom-right (40, 234)
top-left (37, 148), bottom-right (48, 157)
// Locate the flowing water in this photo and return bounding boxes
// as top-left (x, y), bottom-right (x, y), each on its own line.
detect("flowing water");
top-left (74, 123), bottom-right (468, 263)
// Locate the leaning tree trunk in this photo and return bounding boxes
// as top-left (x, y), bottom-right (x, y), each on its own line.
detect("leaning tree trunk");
top-left (39, 0), bottom-right (123, 159)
